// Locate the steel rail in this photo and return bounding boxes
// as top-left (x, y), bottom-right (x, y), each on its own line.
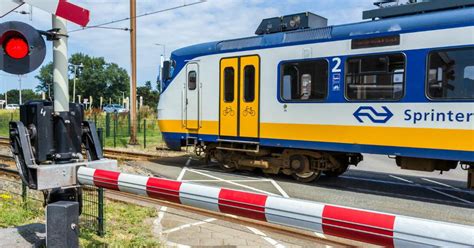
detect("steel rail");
top-left (0, 137), bottom-right (159, 161)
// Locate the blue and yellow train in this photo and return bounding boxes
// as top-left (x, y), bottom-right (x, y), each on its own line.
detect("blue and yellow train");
top-left (157, 0), bottom-right (474, 182)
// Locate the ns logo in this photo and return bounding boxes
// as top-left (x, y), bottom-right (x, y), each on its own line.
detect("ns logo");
top-left (353, 106), bottom-right (394, 124)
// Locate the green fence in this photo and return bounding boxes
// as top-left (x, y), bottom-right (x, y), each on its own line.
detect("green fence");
top-left (85, 111), bottom-right (162, 149)
top-left (0, 109), bottom-right (163, 149)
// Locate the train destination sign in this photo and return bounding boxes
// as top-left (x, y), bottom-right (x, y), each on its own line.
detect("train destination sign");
top-left (351, 35), bottom-right (400, 49)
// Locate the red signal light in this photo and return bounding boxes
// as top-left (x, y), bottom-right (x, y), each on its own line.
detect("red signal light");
top-left (4, 36), bottom-right (29, 59)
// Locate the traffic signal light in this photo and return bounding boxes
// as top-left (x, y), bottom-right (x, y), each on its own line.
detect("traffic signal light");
top-left (0, 21), bottom-right (46, 75)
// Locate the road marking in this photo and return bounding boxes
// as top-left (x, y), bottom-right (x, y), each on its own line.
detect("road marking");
top-left (246, 226), bottom-right (286, 248)
top-left (421, 178), bottom-right (458, 190)
top-left (340, 175), bottom-right (471, 194)
top-left (163, 218), bottom-right (216, 234)
top-left (156, 206), bottom-right (167, 224)
top-left (177, 167), bottom-right (187, 181)
top-left (192, 168), bottom-right (267, 180)
top-left (182, 179), bottom-right (273, 182)
top-left (166, 241), bottom-right (191, 248)
top-left (185, 157), bottom-right (192, 167)
top-left (270, 178), bottom-right (290, 198)
top-left (390, 175), bottom-right (473, 205)
top-left (389, 175), bottom-right (414, 184)
top-left (187, 168), bottom-right (278, 196)
top-left (426, 187), bottom-right (473, 205)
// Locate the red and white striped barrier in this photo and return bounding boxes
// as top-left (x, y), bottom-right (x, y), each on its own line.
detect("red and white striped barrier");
top-left (23, 0), bottom-right (90, 26)
top-left (78, 167), bottom-right (474, 247)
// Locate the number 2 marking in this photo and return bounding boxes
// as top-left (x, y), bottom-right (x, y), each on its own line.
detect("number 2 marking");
top-left (332, 57), bottom-right (342, 73)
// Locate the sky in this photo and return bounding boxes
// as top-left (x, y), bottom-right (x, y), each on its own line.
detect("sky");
top-left (0, 0), bottom-right (379, 94)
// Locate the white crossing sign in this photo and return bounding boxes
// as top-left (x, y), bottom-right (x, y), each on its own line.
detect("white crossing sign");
top-left (1, 0), bottom-right (90, 27)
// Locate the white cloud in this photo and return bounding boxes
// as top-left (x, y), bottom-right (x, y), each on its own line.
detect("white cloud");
top-left (1, 0), bottom-right (374, 94)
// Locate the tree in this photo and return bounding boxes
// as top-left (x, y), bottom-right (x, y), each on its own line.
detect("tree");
top-left (137, 81), bottom-right (160, 107)
top-left (3, 89), bottom-right (41, 104)
top-left (35, 62), bottom-right (54, 97)
top-left (35, 53), bottom-right (130, 107)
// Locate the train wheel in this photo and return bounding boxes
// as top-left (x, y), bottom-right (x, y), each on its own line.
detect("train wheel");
top-left (324, 164), bottom-right (349, 177)
top-left (194, 145), bottom-right (205, 157)
top-left (220, 161), bottom-right (237, 172)
top-left (289, 155), bottom-right (321, 183)
top-left (292, 170), bottom-right (322, 183)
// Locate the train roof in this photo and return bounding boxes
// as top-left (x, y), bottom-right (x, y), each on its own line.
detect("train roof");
top-left (171, 6), bottom-right (474, 60)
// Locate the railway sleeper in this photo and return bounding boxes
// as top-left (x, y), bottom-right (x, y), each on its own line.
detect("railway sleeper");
top-left (206, 144), bottom-right (362, 183)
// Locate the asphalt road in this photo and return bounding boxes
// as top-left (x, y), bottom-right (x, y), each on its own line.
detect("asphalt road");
top-left (130, 154), bottom-right (474, 226)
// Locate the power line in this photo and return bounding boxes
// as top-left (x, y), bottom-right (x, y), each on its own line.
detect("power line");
top-left (69, 0), bottom-right (206, 33)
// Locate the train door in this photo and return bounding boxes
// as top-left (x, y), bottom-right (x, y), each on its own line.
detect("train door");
top-left (185, 63), bottom-right (199, 130)
top-left (219, 58), bottom-right (238, 137)
top-left (219, 55), bottom-right (260, 139)
top-left (239, 56), bottom-right (260, 138)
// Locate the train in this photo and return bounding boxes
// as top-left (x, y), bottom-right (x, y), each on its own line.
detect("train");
top-left (157, 0), bottom-right (474, 182)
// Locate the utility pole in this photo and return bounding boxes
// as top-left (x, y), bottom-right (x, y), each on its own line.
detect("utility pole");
top-left (69, 63), bottom-right (83, 103)
top-left (129, 0), bottom-right (138, 145)
top-left (18, 75), bottom-right (23, 104)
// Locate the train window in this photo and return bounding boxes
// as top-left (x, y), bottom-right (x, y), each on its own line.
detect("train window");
top-left (280, 59), bottom-right (328, 101)
top-left (244, 65), bottom-right (255, 102)
top-left (224, 67), bottom-right (235, 102)
top-left (188, 71), bottom-right (197, 90)
top-left (427, 48), bottom-right (474, 100)
top-left (346, 53), bottom-right (405, 101)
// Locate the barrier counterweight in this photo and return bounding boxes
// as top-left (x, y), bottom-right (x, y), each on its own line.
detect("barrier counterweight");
top-left (77, 167), bottom-right (474, 247)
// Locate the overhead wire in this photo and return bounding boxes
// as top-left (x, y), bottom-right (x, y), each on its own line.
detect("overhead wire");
top-left (68, 0), bottom-right (207, 33)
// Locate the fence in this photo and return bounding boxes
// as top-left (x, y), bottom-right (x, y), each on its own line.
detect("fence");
top-left (85, 110), bottom-right (161, 149)
top-left (0, 109), bottom-right (162, 149)
top-left (0, 172), bottom-right (105, 236)
top-left (81, 186), bottom-right (105, 236)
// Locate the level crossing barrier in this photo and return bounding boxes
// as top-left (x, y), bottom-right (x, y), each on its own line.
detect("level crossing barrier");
top-left (77, 167), bottom-right (474, 247)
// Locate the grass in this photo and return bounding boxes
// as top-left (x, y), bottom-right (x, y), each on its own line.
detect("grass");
top-left (80, 200), bottom-right (160, 247)
top-left (0, 110), bottom-right (19, 137)
top-left (0, 193), bottom-right (43, 228)
top-left (0, 192), bottom-right (161, 247)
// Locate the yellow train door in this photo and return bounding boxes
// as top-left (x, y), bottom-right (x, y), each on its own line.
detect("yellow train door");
top-left (239, 55), bottom-right (260, 138)
top-left (219, 58), bottom-right (238, 137)
top-left (219, 55), bottom-right (260, 139)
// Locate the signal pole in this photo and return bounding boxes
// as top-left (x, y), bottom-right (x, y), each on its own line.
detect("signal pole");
top-left (52, 16), bottom-right (69, 112)
top-left (18, 75), bottom-right (22, 104)
top-left (129, 0), bottom-right (138, 145)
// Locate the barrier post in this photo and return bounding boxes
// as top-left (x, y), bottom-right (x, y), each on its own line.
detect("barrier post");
top-left (97, 187), bottom-right (105, 236)
top-left (113, 113), bottom-right (117, 148)
top-left (143, 119), bottom-right (147, 149)
top-left (128, 112), bottom-right (131, 136)
top-left (97, 128), bottom-right (104, 150)
top-left (105, 113), bottom-right (110, 137)
top-left (21, 182), bottom-right (27, 209)
top-left (138, 112), bottom-right (141, 133)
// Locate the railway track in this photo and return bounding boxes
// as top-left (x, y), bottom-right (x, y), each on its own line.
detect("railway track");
top-left (0, 137), bottom-right (9, 146)
top-left (0, 136), bottom-right (160, 161)
top-left (0, 154), bottom-right (15, 167)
